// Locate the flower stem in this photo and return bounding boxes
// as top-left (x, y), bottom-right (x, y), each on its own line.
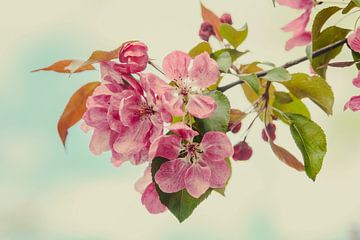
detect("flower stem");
top-left (218, 38), bottom-right (348, 92)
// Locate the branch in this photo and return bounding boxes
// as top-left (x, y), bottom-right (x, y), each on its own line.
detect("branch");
top-left (218, 38), bottom-right (348, 92)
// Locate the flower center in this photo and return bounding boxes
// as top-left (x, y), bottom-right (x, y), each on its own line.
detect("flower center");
top-left (179, 141), bottom-right (203, 164)
top-left (139, 102), bottom-right (155, 119)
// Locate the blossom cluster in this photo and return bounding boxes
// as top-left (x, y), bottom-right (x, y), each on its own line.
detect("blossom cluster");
top-left (81, 41), bottom-right (234, 214)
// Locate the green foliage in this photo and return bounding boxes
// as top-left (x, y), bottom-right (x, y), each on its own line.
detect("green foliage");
top-left (189, 42), bottom-right (212, 58)
top-left (311, 7), bottom-right (350, 77)
top-left (263, 67), bottom-right (291, 82)
top-left (215, 51), bottom-right (232, 72)
top-left (282, 73), bottom-right (334, 115)
top-left (211, 49), bottom-right (248, 62)
top-left (285, 113), bottom-right (327, 181)
top-left (351, 50), bottom-right (360, 70)
top-left (195, 90), bottom-right (231, 134)
top-left (219, 23), bottom-right (248, 49)
top-left (240, 74), bottom-right (260, 95)
top-left (273, 92), bottom-right (310, 123)
top-left (151, 157), bottom-right (212, 223)
top-left (342, 1), bottom-right (356, 14)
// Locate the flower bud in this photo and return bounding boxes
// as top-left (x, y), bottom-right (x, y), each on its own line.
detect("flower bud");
top-left (233, 141), bottom-right (253, 161)
top-left (115, 41), bottom-right (149, 74)
top-left (220, 13), bottom-right (232, 25)
top-left (199, 22), bottom-right (214, 41)
top-left (228, 122), bottom-right (242, 134)
top-left (261, 123), bottom-right (276, 142)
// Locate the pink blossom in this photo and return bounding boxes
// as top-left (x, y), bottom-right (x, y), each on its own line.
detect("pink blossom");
top-left (344, 95), bottom-right (360, 112)
top-left (135, 166), bottom-right (167, 214)
top-left (277, 0), bottom-right (313, 50)
top-left (83, 61), bottom-right (168, 167)
top-left (348, 28), bottom-right (360, 53)
top-left (353, 72), bottom-right (360, 88)
top-left (147, 51), bottom-right (219, 119)
top-left (115, 41), bottom-right (149, 74)
top-left (151, 123), bottom-right (233, 198)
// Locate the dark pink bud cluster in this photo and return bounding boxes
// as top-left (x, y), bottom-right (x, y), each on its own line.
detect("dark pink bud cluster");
top-left (261, 123), bottom-right (276, 142)
top-left (220, 13), bottom-right (233, 25)
top-left (233, 141), bottom-right (253, 161)
top-left (199, 22), bottom-right (215, 41)
top-left (228, 122), bottom-right (242, 134)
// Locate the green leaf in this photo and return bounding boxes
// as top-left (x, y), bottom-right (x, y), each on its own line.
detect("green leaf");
top-left (263, 67), bottom-right (291, 82)
top-left (352, 50), bottom-right (360, 70)
top-left (312, 6), bottom-right (341, 39)
top-left (196, 90), bottom-right (231, 134)
top-left (352, 0), bottom-right (360, 7)
top-left (282, 73), bottom-right (334, 115)
top-left (240, 74), bottom-right (260, 95)
top-left (285, 113), bottom-right (327, 181)
top-left (215, 51), bottom-right (232, 72)
top-left (311, 26), bottom-right (350, 77)
top-left (151, 157), bottom-right (211, 222)
top-left (189, 42), bottom-right (212, 58)
top-left (342, 1), bottom-right (356, 14)
top-left (273, 92), bottom-right (311, 123)
top-left (211, 49), bottom-right (248, 62)
top-left (306, 44), bottom-right (312, 61)
top-left (219, 23), bottom-right (248, 49)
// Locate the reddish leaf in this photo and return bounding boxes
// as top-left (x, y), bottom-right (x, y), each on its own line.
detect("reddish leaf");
top-left (318, 60), bottom-right (360, 69)
top-left (201, 3), bottom-right (223, 40)
top-left (32, 60), bottom-right (95, 73)
top-left (270, 141), bottom-right (305, 171)
top-left (58, 81), bottom-right (100, 146)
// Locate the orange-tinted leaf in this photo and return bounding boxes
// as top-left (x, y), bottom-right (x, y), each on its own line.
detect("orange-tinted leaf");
top-left (229, 109), bottom-right (247, 124)
top-left (58, 81), bottom-right (100, 146)
top-left (201, 3), bottom-right (223, 40)
top-left (270, 141), bottom-right (305, 171)
top-left (32, 60), bottom-right (95, 73)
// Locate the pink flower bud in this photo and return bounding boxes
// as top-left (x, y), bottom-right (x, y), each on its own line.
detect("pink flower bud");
top-left (116, 41), bottom-right (149, 74)
top-left (228, 122), bottom-right (242, 134)
top-left (220, 13), bottom-right (233, 25)
top-left (233, 141), bottom-right (253, 161)
top-left (261, 123), bottom-right (276, 142)
top-left (199, 22), bottom-right (214, 42)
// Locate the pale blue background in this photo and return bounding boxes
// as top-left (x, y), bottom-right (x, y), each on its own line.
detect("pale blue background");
top-left (1, 0), bottom-right (360, 239)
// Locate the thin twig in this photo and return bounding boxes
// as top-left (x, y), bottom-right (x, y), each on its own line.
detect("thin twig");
top-left (218, 38), bottom-right (348, 92)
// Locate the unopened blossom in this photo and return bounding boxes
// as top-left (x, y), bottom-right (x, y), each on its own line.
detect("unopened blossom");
top-left (147, 51), bottom-right (219, 119)
top-left (262, 123), bottom-right (276, 142)
top-left (277, 0), bottom-right (314, 50)
top-left (348, 28), bottom-right (360, 53)
top-left (199, 22), bottom-right (215, 42)
top-left (233, 141), bottom-right (253, 161)
top-left (135, 166), bottom-right (167, 214)
top-left (344, 95), bottom-right (360, 112)
top-left (220, 13), bottom-right (233, 25)
top-left (151, 123), bottom-right (233, 198)
top-left (115, 41), bottom-right (149, 74)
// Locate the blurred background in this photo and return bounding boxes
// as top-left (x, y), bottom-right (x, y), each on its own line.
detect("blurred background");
top-left (1, 0), bottom-right (360, 239)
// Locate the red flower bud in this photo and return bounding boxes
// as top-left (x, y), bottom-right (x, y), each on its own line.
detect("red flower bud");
top-left (233, 141), bottom-right (253, 161)
top-left (115, 41), bottom-right (149, 74)
top-left (199, 22), bottom-right (215, 41)
top-left (261, 123), bottom-right (276, 142)
top-left (228, 122), bottom-right (242, 134)
top-left (220, 13), bottom-right (233, 25)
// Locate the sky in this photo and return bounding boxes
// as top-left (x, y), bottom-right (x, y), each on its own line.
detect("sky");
top-left (1, 0), bottom-right (360, 239)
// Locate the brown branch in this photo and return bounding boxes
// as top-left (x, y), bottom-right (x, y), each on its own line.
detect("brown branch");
top-left (218, 38), bottom-right (348, 92)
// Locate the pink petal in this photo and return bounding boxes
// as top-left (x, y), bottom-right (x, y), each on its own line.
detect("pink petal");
top-left (100, 61), bottom-right (124, 84)
top-left (187, 94), bottom-right (217, 119)
top-left (155, 159), bottom-right (190, 193)
top-left (276, 0), bottom-right (314, 9)
top-left (135, 165), bottom-right (152, 193)
top-left (89, 129), bottom-right (111, 155)
top-left (282, 10), bottom-right (311, 34)
top-left (201, 131), bottom-right (234, 161)
top-left (285, 31), bottom-right (312, 51)
top-left (83, 107), bottom-right (108, 129)
top-left (144, 73), bottom-right (173, 95)
top-left (348, 28), bottom-right (360, 53)
top-left (148, 135), bottom-right (181, 160)
top-left (353, 72), bottom-right (360, 88)
top-left (162, 51), bottom-right (191, 81)
top-left (168, 122), bottom-right (199, 140)
top-left (189, 52), bottom-right (220, 88)
top-left (205, 159), bottom-right (230, 188)
top-left (119, 94), bottom-right (142, 126)
top-left (184, 163), bottom-right (211, 198)
top-left (141, 183), bottom-right (167, 214)
top-left (344, 95), bottom-right (360, 111)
